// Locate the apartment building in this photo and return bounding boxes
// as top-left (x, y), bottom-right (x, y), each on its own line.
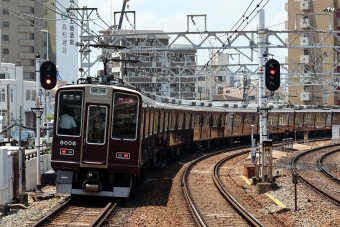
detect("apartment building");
top-left (99, 30), bottom-right (198, 99)
top-left (0, 1), bottom-right (48, 80)
top-left (286, 0), bottom-right (340, 105)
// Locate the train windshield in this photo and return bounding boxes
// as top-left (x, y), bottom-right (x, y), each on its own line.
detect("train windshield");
top-left (112, 93), bottom-right (139, 140)
top-left (57, 90), bottom-right (83, 136)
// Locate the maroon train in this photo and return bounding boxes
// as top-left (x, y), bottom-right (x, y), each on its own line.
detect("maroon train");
top-left (51, 83), bottom-right (339, 197)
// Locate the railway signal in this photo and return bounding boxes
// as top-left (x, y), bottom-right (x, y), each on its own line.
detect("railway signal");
top-left (265, 59), bottom-right (280, 91)
top-left (40, 61), bottom-right (57, 90)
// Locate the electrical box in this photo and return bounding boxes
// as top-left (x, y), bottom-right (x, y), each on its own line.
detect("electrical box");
top-left (263, 140), bottom-right (272, 152)
top-left (300, 37), bottom-right (310, 46)
top-left (300, 55), bottom-right (310, 64)
top-left (300, 1), bottom-right (310, 10)
top-left (300, 18), bottom-right (310, 28)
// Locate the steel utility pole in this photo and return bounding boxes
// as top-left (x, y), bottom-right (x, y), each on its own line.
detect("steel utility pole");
top-left (257, 9), bottom-right (268, 183)
top-left (35, 53), bottom-right (42, 191)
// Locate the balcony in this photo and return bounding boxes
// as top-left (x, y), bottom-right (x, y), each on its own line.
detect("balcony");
top-left (18, 52), bottom-right (35, 59)
top-left (18, 39), bottom-right (34, 46)
top-left (18, 1), bottom-right (34, 7)
top-left (18, 26), bottom-right (34, 33)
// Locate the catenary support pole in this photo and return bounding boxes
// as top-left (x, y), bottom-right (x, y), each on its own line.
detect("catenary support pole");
top-left (257, 9), bottom-right (268, 183)
top-left (35, 53), bottom-right (42, 191)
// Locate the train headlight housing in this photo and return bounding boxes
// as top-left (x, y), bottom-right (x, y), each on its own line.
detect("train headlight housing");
top-left (116, 152), bottom-right (130, 159)
top-left (60, 148), bottom-right (74, 155)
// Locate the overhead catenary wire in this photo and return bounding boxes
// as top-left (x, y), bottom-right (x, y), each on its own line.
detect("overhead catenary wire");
top-left (203, 0), bottom-right (267, 71)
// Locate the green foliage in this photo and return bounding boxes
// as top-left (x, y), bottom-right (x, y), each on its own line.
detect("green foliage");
top-left (45, 114), bottom-right (54, 122)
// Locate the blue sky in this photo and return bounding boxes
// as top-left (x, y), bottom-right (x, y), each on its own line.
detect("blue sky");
top-left (77, 0), bottom-right (288, 73)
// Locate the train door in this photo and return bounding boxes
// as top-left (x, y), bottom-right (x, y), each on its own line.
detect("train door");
top-left (81, 104), bottom-right (109, 165)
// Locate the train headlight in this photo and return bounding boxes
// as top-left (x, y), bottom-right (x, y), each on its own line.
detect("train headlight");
top-left (116, 152), bottom-right (130, 159)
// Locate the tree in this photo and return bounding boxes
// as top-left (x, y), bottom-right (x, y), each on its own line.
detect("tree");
top-left (44, 114), bottom-right (54, 122)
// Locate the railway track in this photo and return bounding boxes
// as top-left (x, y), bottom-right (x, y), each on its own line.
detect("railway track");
top-left (32, 197), bottom-right (120, 227)
top-left (181, 139), bottom-right (331, 227)
top-left (182, 146), bottom-right (264, 227)
top-left (292, 143), bottom-right (340, 205)
top-left (318, 149), bottom-right (340, 184)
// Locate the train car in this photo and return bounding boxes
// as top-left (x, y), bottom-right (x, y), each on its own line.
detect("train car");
top-left (51, 81), bottom-right (339, 198)
top-left (52, 84), bottom-right (143, 197)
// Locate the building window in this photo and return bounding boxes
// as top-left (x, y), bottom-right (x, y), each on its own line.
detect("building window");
top-left (226, 90), bottom-right (230, 93)
top-left (218, 87), bottom-right (223, 94)
top-left (0, 89), bottom-right (5, 102)
top-left (30, 46), bottom-right (34, 53)
top-left (30, 59), bottom-right (34, 66)
top-left (10, 88), bottom-right (13, 102)
top-left (2, 9), bottom-right (8, 14)
top-left (0, 74), bottom-right (5, 79)
top-left (32, 90), bottom-right (36, 101)
top-left (30, 33), bottom-right (34, 40)
top-left (25, 90), bottom-right (30, 100)
top-left (337, 9), bottom-right (340, 18)
top-left (30, 72), bottom-right (35, 80)
top-left (198, 87), bottom-right (205, 93)
top-left (304, 49), bottom-right (308, 55)
top-left (2, 21), bottom-right (8, 27)
top-left (304, 86), bottom-right (308, 92)
top-left (2, 35), bottom-right (8, 40)
top-left (3, 48), bottom-right (9, 54)
top-left (198, 76), bottom-right (205, 81)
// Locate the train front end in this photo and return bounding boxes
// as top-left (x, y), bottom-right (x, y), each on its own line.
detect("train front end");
top-left (51, 84), bottom-right (142, 198)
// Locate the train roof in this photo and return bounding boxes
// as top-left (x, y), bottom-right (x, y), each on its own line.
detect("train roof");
top-left (57, 83), bottom-right (340, 113)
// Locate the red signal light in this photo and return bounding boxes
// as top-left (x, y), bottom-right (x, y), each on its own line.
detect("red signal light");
top-left (46, 78), bottom-right (52, 85)
top-left (270, 69), bottom-right (276, 75)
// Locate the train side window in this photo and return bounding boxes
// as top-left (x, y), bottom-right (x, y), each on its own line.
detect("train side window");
top-left (178, 113), bottom-right (183, 130)
top-left (159, 112), bottom-right (164, 133)
top-left (171, 113), bottom-right (176, 130)
top-left (154, 111), bottom-right (158, 134)
top-left (150, 111), bottom-right (154, 136)
top-left (185, 113), bottom-right (190, 129)
top-left (164, 112), bottom-right (169, 132)
top-left (112, 93), bottom-right (139, 140)
top-left (145, 110), bottom-right (149, 138)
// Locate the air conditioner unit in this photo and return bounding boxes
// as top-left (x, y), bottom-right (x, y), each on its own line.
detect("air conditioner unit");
top-left (300, 18), bottom-right (310, 28)
top-left (300, 37), bottom-right (310, 46)
top-left (300, 92), bottom-right (312, 101)
top-left (300, 55), bottom-right (310, 64)
top-left (300, 1), bottom-right (310, 10)
top-left (154, 83), bottom-right (158, 87)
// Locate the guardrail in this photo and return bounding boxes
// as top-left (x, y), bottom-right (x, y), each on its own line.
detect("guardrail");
top-left (0, 141), bottom-right (51, 160)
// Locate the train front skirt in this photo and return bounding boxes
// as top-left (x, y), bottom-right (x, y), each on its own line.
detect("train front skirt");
top-left (55, 170), bottom-right (132, 198)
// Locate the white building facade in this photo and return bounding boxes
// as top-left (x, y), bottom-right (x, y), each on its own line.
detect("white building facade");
top-left (0, 61), bottom-right (43, 137)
